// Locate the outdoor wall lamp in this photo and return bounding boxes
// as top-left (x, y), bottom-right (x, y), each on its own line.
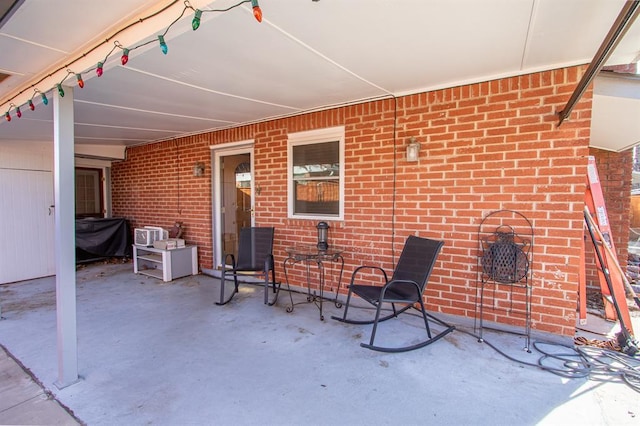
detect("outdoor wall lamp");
top-left (193, 162), bottom-right (205, 177)
top-left (406, 137), bottom-right (421, 162)
top-left (317, 221), bottom-right (329, 251)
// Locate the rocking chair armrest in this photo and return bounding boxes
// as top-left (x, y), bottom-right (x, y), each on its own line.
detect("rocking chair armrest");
top-left (379, 279), bottom-right (421, 301)
top-left (223, 253), bottom-right (236, 270)
top-left (350, 265), bottom-right (389, 286)
top-left (263, 254), bottom-right (275, 273)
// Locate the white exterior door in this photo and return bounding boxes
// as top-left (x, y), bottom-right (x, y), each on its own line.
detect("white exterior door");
top-left (212, 142), bottom-right (254, 268)
top-left (0, 169), bottom-right (55, 284)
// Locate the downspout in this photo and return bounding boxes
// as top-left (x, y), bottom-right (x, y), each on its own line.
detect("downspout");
top-left (557, 0), bottom-right (640, 126)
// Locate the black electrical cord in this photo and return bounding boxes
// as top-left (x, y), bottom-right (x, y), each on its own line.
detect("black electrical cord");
top-left (438, 326), bottom-right (592, 379)
top-left (573, 344), bottom-right (640, 391)
top-left (451, 325), bottom-right (640, 392)
top-left (2, 0), bottom-right (255, 108)
top-left (345, 303), bottom-right (640, 392)
top-left (390, 95), bottom-right (398, 265)
top-left (1, 0), bottom-right (180, 106)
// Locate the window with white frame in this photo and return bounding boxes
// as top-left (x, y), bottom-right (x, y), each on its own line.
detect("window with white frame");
top-left (75, 168), bottom-right (103, 218)
top-left (288, 126), bottom-right (344, 219)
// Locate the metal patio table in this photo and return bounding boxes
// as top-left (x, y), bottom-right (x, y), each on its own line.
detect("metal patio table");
top-left (283, 245), bottom-right (345, 320)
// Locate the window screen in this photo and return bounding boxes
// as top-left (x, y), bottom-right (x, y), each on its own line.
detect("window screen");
top-left (292, 141), bottom-right (340, 216)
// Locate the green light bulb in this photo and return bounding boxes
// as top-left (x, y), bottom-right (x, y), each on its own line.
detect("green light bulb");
top-left (158, 35), bottom-right (168, 54)
top-left (192, 10), bottom-right (202, 31)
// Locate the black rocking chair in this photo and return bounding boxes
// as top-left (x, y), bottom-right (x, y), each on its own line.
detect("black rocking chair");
top-left (217, 227), bottom-right (282, 306)
top-left (332, 235), bottom-right (454, 352)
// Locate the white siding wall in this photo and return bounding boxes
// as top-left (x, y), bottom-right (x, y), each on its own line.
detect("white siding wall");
top-left (0, 141), bottom-right (53, 171)
top-left (0, 141), bottom-right (55, 284)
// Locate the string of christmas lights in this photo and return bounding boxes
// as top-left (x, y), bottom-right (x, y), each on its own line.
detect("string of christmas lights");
top-left (2, 0), bottom-right (262, 122)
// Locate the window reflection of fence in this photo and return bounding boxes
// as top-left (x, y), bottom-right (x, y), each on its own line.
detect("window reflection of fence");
top-left (295, 181), bottom-right (338, 202)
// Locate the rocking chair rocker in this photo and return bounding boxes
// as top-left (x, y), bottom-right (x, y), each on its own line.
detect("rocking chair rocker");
top-left (332, 235), bottom-right (454, 352)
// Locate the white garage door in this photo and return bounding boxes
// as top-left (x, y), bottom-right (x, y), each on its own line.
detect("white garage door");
top-left (0, 169), bottom-right (55, 284)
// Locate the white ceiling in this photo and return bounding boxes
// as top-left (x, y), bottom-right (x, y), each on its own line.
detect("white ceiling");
top-left (0, 0), bottom-right (639, 154)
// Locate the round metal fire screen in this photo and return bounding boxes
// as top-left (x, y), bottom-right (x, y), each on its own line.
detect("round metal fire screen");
top-left (482, 238), bottom-right (529, 284)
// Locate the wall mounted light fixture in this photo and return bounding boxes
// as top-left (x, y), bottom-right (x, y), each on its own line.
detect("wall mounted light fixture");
top-left (193, 162), bottom-right (205, 177)
top-left (406, 137), bottom-right (421, 162)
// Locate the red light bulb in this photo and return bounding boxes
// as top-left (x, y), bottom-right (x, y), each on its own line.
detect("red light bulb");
top-left (251, 0), bottom-right (262, 22)
top-left (4, 112), bottom-right (11, 122)
top-left (28, 100), bottom-right (35, 111)
top-left (96, 62), bottom-right (104, 77)
top-left (16, 107), bottom-right (21, 118)
top-left (121, 49), bottom-right (129, 66)
top-left (76, 74), bottom-right (84, 88)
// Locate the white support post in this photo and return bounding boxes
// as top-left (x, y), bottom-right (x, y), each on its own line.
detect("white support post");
top-left (53, 85), bottom-right (79, 388)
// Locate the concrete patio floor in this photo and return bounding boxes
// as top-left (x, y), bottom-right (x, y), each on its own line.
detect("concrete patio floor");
top-left (0, 261), bottom-right (639, 425)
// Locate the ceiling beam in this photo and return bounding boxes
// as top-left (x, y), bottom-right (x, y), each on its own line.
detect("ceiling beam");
top-left (0, 0), bottom-right (24, 30)
top-left (557, 0), bottom-right (640, 126)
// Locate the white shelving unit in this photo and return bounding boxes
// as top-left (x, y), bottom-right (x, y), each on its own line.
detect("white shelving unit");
top-left (133, 245), bottom-right (198, 282)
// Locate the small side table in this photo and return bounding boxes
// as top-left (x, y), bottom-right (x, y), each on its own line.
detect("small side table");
top-left (283, 245), bottom-right (345, 320)
top-left (133, 245), bottom-right (198, 282)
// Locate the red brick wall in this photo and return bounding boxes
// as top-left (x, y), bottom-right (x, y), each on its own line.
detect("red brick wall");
top-left (112, 66), bottom-right (592, 337)
top-left (111, 136), bottom-right (215, 263)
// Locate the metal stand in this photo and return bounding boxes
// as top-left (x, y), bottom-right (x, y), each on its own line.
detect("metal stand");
top-left (475, 210), bottom-right (533, 352)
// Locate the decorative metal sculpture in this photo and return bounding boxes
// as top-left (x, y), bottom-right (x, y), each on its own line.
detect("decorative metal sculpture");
top-left (481, 225), bottom-right (529, 284)
top-left (475, 210), bottom-right (533, 352)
